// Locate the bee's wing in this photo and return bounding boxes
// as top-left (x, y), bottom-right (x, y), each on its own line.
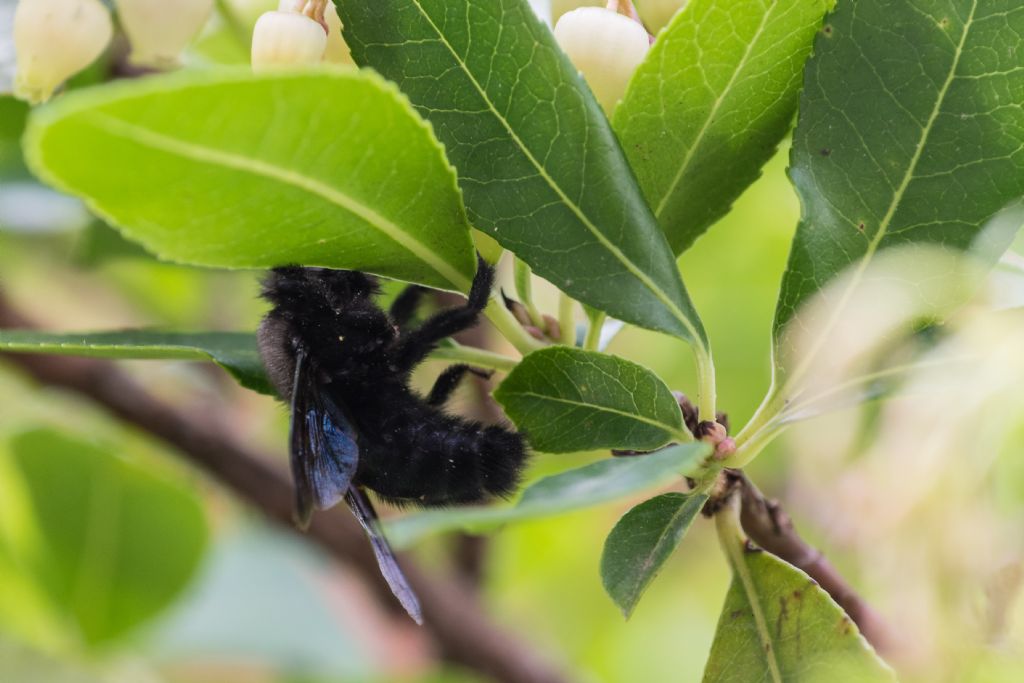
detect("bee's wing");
top-left (345, 487), bottom-right (424, 625)
top-left (289, 350), bottom-right (360, 529)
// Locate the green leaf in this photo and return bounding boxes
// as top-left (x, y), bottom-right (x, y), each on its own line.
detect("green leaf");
top-left (600, 491), bottom-right (709, 618)
top-left (74, 220), bottom-right (154, 265)
top-left (776, 0), bottom-right (1024, 335)
top-left (0, 96), bottom-right (29, 179)
top-left (336, 0), bottom-right (708, 345)
top-left (705, 527), bottom-right (894, 683)
top-left (24, 68), bottom-right (477, 292)
top-left (386, 443), bottom-right (709, 547)
top-left (494, 347), bottom-right (690, 453)
top-left (0, 329), bottom-right (271, 394)
top-left (3, 428), bottom-right (209, 645)
top-left (614, 0), bottom-right (831, 254)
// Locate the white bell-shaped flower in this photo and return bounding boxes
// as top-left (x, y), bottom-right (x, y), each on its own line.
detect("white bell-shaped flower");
top-left (251, 4), bottom-right (327, 71)
top-left (553, 7), bottom-right (649, 113)
top-left (114, 0), bottom-right (214, 68)
top-left (13, 0), bottom-right (113, 104)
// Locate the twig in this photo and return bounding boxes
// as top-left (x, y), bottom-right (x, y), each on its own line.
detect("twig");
top-left (0, 294), bottom-right (571, 683)
top-left (728, 471), bottom-right (898, 656)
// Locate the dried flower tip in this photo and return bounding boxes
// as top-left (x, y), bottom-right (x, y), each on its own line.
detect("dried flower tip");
top-left (115, 0), bottom-right (213, 68)
top-left (13, 0), bottom-right (113, 104)
top-left (714, 437), bottom-right (737, 460)
top-left (251, 9), bottom-right (327, 71)
top-left (696, 419), bottom-right (728, 445)
top-left (500, 291), bottom-right (535, 327)
top-left (553, 7), bottom-right (650, 113)
top-left (541, 314), bottom-right (562, 342)
top-left (525, 326), bottom-right (546, 341)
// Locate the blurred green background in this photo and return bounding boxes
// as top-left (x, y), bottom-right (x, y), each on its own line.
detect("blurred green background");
top-left (3, 1), bottom-right (1024, 682)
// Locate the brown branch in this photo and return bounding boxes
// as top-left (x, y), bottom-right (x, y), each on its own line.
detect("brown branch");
top-left (729, 470), bottom-right (899, 656)
top-left (0, 296), bottom-right (571, 683)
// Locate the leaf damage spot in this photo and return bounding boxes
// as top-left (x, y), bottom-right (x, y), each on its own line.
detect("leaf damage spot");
top-left (777, 595), bottom-right (790, 637)
top-left (822, 24), bottom-right (833, 37)
top-left (820, 147), bottom-right (832, 157)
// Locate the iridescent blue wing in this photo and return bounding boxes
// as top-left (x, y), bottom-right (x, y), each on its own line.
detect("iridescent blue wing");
top-left (289, 350), bottom-right (360, 529)
top-left (345, 487), bottom-right (423, 625)
top-left (290, 351), bottom-right (422, 623)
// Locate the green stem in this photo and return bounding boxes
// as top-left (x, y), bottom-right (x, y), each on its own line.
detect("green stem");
top-left (512, 258), bottom-right (544, 328)
top-left (484, 296), bottom-right (543, 356)
top-left (558, 293), bottom-right (577, 347)
top-left (583, 312), bottom-right (606, 351)
top-left (694, 347), bottom-right (717, 423)
top-left (730, 353), bottom-right (975, 468)
top-left (728, 380), bottom-right (787, 468)
top-left (733, 375), bottom-right (785, 446)
top-left (782, 354), bottom-right (971, 422)
top-left (731, 421), bottom-right (785, 468)
top-left (429, 343), bottom-right (519, 373)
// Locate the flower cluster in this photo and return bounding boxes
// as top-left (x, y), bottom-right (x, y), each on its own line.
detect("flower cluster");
top-left (13, 0), bottom-right (213, 103)
top-left (12, 0), bottom-right (650, 114)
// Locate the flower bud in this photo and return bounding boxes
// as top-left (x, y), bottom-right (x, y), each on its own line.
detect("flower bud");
top-left (553, 7), bottom-right (649, 113)
top-left (13, 0), bottom-right (113, 104)
top-left (251, 8), bottom-right (327, 71)
top-left (114, 0), bottom-right (214, 68)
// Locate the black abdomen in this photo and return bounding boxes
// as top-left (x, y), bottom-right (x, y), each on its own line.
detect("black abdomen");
top-left (355, 401), bottom-right (527, 507)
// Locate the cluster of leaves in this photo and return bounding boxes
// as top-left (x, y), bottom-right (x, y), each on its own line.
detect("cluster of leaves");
top-left (3, 0), bottom-right (1024, 678)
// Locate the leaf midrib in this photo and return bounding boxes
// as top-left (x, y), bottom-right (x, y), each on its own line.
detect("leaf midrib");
top-left (653, 0), bottom-right (777, 219)
top-left (0, 338), bottom-right (214, 361)
top-left (72, 467), bottom-right (120, 640)
top-left (406, 0), bottom-right (703, 344)
top-left (78, 111), bottom-right (472, 291)
top-left (725, 540), bottom-right (783, 683)
top-left (619, 493), bottom-right (707, 611)
top-left (782, 0), bottom-right (978, 389)
top-left (642, 493), bottom-right (705, 572)
top-left (503, 390), bottom-right (689, 441)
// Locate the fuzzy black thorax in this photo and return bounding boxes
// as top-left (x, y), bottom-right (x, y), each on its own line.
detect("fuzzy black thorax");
top-left (257, 260), bottom-right (528, 515)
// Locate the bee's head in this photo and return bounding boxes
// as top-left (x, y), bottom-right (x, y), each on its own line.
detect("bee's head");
top-left (262, 266), bottom-right (381, 307)
top-left (311, 269), bottom-right (381, 305)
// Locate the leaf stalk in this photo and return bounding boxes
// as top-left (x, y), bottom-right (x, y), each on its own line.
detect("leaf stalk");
top-left (429, 343), bottom-right (519, 373)
top-left (558, 292), bottom-right (576, 347)
top-left (484, 295), bottom-right (544, 356)
top-left (583, 311), bottom-right (606, 351)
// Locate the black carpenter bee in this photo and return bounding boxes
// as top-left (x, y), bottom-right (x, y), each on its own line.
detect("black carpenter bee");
top-left (257, 257), bottom-right (528, 622)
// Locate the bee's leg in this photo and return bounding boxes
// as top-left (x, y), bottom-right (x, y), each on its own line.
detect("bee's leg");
top-left (392, 258), bottom-right (494, 370)
top-left (426, 364), bottom-right (494, 406)
top-left (388, 284), bottom-right (426, 330)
